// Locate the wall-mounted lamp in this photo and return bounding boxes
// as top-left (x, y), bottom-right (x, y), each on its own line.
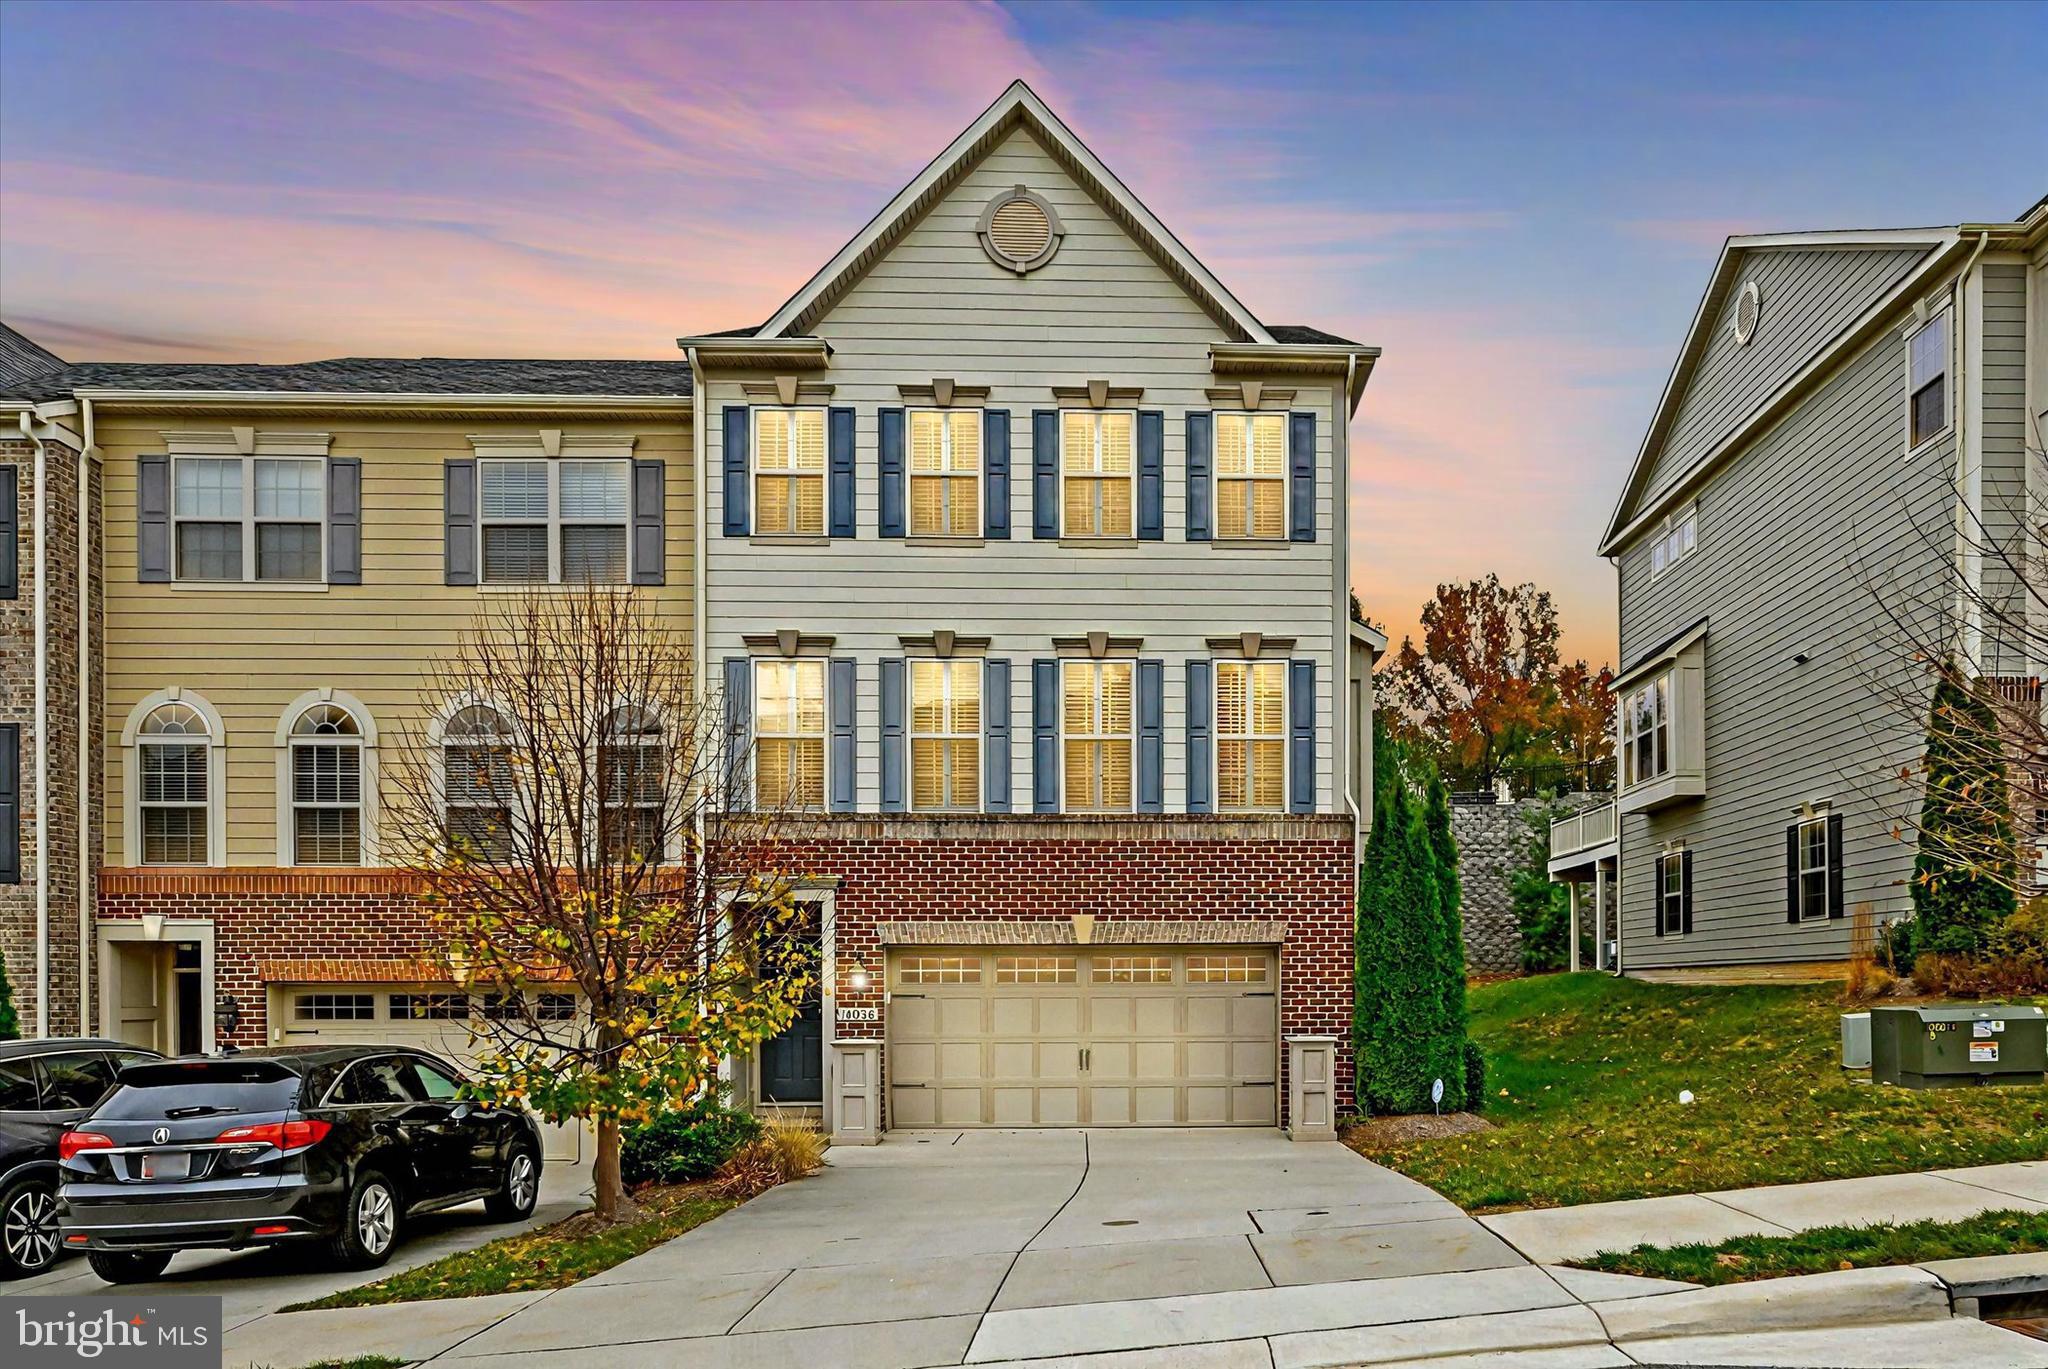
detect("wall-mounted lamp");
top-left (844, 960), bottom-right (872, 992)
top-left (139, 913), bottom-right (166, 942)
top-left (216, 993), bottom-right (242, 1046)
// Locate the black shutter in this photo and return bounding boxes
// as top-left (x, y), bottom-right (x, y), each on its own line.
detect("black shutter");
top-left (983, 409), bottom-right (1011, 539)
top-left (878, 408), bottom-right (906, 538)
top-left (1136, 410), bottom-right (1164, 540)
top-left (0, 723), bottom-right (18, 884)
top-left (0, 465), bottom-right (17, 599)
top-left (1827, 812), bottom-right (1846, 919)
top-left (443, 459), bottom-right (477, 586)
top-left (1652, 854), bottom-right (1667, 937)
top-left (1785, 823), bottom-right (1801, 923)
top-left (1032, 410), bottom-right (1058, 539)
top-left (828, 406), bottom-right (856, 538)
top-left (1680, 848), bottom-right (1695, 935)
top-left (722, 406), bottom-right (750, 537)
top-left (138, 454), bottom-right (172, 583)
top-left (630, 458), bottom-right (665, 584)
top-left (326, 458), bottom-right (362, 585)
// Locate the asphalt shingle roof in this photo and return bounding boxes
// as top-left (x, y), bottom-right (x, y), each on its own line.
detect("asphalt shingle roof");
top-left (1264, 323), bottom-right (1362, 346)
top-left (2, 355), bottom-right (691, 403)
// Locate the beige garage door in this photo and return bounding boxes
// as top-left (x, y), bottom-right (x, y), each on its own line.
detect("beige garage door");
top-left (886, 947), bottom-right (1277, 1128)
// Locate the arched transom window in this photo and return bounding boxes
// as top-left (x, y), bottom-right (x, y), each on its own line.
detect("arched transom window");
top-left (138, 703), bottom-right (210, 865)
top-left (290, 702), bottom-right (364, 864)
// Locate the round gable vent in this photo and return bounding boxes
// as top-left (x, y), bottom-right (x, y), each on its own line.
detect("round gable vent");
top-left (1733, 280), bottom-right (1762, 346)
top-left (978, 185), bottom-right (1064, 274)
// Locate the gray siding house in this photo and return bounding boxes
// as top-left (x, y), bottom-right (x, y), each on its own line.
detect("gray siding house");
top-left (1561, 199), bottom-right (2047, 972)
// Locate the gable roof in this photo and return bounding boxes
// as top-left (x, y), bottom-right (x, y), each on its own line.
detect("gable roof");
top-left (0, 355), bottom-right (690, 405)
top-left (755, 81), bottom-right (1277, 345)
top-left (0, 322), bottom-right (66, 388)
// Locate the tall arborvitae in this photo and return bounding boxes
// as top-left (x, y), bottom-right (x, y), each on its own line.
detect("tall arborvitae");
top-left (0, 950), bottom-right (18, 1041)
top-left (1909, 671), bottom-right (2018, 958)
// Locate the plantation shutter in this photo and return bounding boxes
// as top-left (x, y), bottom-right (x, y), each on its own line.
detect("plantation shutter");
top-left (877, 408), bottom-right (906, 539)
top-left (1136, 659), bottom-right (1164, 813)
top-left (983, 409), bottom-right (1011, 539)
top-left (442, 459), bottom-right (476, 586)
top-left (325, 458), bottom-right (362, 585)
top-left (723, 657), bottom-right (752, 809)
top-left (1287, 659), bottom-right (1316, 814)
top-left (1031, 410), bottom-right (1058, 539)
top-left (983, 658), bottom-right (1012, 813)
top-left (722, 406), bottom-right (750, 537)
top-left (138, 454), bottom-right (172, 583)
top-left (1785, 824), bottom-right (1801, 923)
top-left (1136, 410), bottom-right (1164, 541)
top-left (1653, 854), bottom-right (1667, 937)
top-left (1289, 411), bottom-right (1316, 542)
top-left (0, 465), bottom-right (19, 599)
top-left (879, 657), bottom-right (906, 811)
top-left (1827, 812), bottom-right (1846, 918)
top-left (828, 406), bottom-right (856, 538)
top-left (1185, 660), bottom-right (1214, 813)
top-left (1031, 658), bottom-right (1059, 811)
top-left (828, 658), bottom-right (857, 812)
top-left (0, 723), bottom-right (18, 884)
top-left (1681, 848), bottom-right (1695, 935)
top-left (630, 458), bottom-right (665, 584)
top-left (1184, 411), bottom-right (1213, 542)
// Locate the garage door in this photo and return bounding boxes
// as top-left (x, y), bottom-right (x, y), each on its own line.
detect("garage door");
top-left (270, 984), bottom-right (586, 1161)
top-left (885, 948), bottom-right (1277, 1128)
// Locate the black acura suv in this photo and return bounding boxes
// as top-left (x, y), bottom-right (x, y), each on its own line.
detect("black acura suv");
top-left (56, 1045), bottom-right (544, 1283)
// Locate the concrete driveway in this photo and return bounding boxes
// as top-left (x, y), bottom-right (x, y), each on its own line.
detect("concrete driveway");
top-left (3, 1159), bottom-right (589, 1333)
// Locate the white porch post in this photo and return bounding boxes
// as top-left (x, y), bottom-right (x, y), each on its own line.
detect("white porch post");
top-left (1594, 858), bottom-right (1609, 968)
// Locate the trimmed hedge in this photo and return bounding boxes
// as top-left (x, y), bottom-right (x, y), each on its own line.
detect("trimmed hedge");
top-left (621, 1100), bottom-right (762, 1187)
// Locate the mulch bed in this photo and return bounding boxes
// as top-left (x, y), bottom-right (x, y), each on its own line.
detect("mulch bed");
top-left (1344, 1111), bottom-right (1495, 1146)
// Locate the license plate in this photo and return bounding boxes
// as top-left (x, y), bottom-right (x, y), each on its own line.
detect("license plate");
top-left (139, 1151), bottom-right (190, 1181)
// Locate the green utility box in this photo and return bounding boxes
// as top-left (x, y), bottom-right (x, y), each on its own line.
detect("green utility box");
top-left (1870, 1005), bottom-right (2046, 1089)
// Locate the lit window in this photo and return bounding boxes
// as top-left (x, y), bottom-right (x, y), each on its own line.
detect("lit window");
top-left (910, 659), bottom-right (981, 811)
top-left (897, 955), bottom-right (980, 984)
top-left (1216, 660), bottom-right (1287, 812)
top-left (290, 703), bottom-right (363, 864)
top-left (1061, 411), bottom-right (1134, 537)
top-left (908, 410), bottom-right (980, 537)
top-left (1907, 311), bottom-right (1950, 449)
top-left (600, 705), bottom-right (664, 860)
top-left (1186, 954), bottom-right (1266, 984)
top-left (478, 458), bottom-right (631, 583)
top-left (1062, 660), bottom-right (1133, 811)
top-left (1649, 507), bottom-right (1697, 578)
top-left (754, 659), bottom-right (826, 808)
top-left (137, 703), bottom-right (209, 864)
top-left (443, 705), bottom-right (514, 859)
top-left (1215, 413), bottom-right (1287, 540)
top-left (754, 409), bottom-right (827, 536)
top-left (1620, 673), bottom-right (1671, 789)
top-left (996, 956), bottom-right (1076, 984)
top-left (173, 456), bottom-right (323, 582)
top-left (1796, 814), bottom-right (1831, 920)
top-left (1091, 955), bottom-right (1172, 984)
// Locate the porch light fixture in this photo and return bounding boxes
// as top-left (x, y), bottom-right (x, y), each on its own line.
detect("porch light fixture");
top-left (140, 913), bottom-right (166, 942)
top-left (844, 959), bottom-right (872, 992)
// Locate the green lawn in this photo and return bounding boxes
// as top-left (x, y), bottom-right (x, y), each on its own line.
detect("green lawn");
top-left (1348, 973), bottom-right (2048, 1212)
top-left (1571, 1209), bottom-right (2048, 1285)
top-left (284, 1187), bottom-right (733, 1310)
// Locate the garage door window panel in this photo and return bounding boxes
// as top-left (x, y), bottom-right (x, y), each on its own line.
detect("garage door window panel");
top-left (1092, 956), bottom-right (1172, 984)
top-left (898, 955), bottom-right (981, 985)
top-left (294, 993), bottom-right (375, 1022)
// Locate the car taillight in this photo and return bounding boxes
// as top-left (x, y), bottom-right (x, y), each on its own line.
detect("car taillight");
top-left (59, 1131), bottom-right (114, 1160)
top-left (214, 1119), bottom-right (331, 1151)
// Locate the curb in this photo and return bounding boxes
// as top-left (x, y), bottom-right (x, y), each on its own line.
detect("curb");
top-left (1591, 1265), bottom-right (1950, 1343)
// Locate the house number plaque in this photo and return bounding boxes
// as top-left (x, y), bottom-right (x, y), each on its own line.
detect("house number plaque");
top-left (837, 1006), bottom-right (880, 1023)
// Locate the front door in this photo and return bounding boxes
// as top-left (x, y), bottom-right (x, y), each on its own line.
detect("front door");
top-left (760, 998), bottom-right (823, 1104)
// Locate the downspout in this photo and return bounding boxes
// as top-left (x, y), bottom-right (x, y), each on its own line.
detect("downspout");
top-left (77, 398), bottom-right (94, 1034)
top-left (1340, 354), bottom-right (1363, 856)
top-left (1610, 552), bottom-right (1624, 977)
top-left (19, 411), bottom-right (48, 1035)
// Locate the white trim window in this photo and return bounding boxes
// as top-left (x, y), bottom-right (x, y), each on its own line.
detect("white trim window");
top-left (173, 455), bottom-right (324, 582)
top-left (289, 702), bottom-right (365, 864)
top-left (1795, 813), bottom-right (1831, 921)
top-left (600, 705), bottom-right (665, 860)
top-left (1214, 412), bottom-right (1287, 540)
top-left (1620, 672), bottom-right (1671, 789)
top-left (1906, 309), bottom-right (1951, 450)
top-left (1658, 848), bottom-right (1687, 935)
top-left (1215, 658), bottom-right (1287, 812)
top-left (1062, 660), bottom-right (1134, 811)
top-left (1649, 505), bottom-right (1697, 579)
top-left (754, 659), bottom-right (826, 809)
top-left (753, 408), bottom-right (827, 536)
top-left (908, 409), bottom-right (980, 537)
top-left (442, 704), bottom-right (514, 859)
top-left (910, 658), bottom-right (981, 811)
top-left (1060, 410), bottom-right (1135, 538)
top-left (479, 458), bottom-right (631, 584)
top-left (137, 703), bottom-right (211, 864)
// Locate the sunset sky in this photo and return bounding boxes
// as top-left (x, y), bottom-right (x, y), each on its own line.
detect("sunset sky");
top-left (2, 0), bottom-right (2043, 664)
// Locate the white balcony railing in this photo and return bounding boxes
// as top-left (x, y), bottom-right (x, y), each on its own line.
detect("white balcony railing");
top-left (1550, 801), bottom-right (1617, 861)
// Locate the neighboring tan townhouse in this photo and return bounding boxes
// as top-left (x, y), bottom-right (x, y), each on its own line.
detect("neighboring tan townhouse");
top-left (1552, 196), bottom-right (2047, 973)
top-left (0, 81), bottom-right (1382, 1143)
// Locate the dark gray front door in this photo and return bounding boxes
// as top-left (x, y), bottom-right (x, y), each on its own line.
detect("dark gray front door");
top-left (761, 999), bottom-right (822, 1103)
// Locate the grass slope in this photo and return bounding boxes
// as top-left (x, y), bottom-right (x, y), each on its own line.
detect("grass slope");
top-left (1350, 973), bottom-right (2047, 1211)
top-left (1573, 1209), bottom-right (2048, 1285)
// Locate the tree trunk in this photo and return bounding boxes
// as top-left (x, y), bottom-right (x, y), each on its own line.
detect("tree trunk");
top-left (593, 1114), bottom-right (625, 1222)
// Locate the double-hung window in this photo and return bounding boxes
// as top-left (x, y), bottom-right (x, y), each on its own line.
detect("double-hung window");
top-left (290, 702), bottom-right (363, 864)
top-left (138, 702), bottom-right (210, 864)
top-left (1062, 660), bottom-right (1133, 811)
top-left (1620, 673), bottom-right (1671, 788)
top-left (1658, 849), bottom-right (1688, 935)
top-left (1215, 413), bottom-right (1287, 540)
top-left (1907, 310), bottom-right (1950, 449)
top-left (909, 410), bottom-right (980, 537)
top-left (754, 409), bottom-right (827, 536)
top-left (479, 459), bottom-right (630, 583)
top-left (1061, 411), bottom-right (1135, 538)
top-left (174, 456), bottom-right (323, 582)
top-left (754, 659), bottom-right (826, 808)
top-left (443, 705), bottom-right (515, 859)
top-left (1216, 659), bottom-right (1287, 811)
top-left (600, 706), bottom-right (664, 860)
top-left (910, 659), bottom-right (980, 811)
top-left (1794, 814), bottom-right (1830, 920)
top-left (1649, 506), bottom-right (1697, 578)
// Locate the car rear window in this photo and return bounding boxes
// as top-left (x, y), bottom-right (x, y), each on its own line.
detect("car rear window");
top-left (96, 1059), bottom-right (302, 1118)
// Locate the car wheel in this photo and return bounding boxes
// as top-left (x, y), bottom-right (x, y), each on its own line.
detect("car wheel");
top-left (86, 1250), bottom-right (174, 1284)
top-left (329, 1170), bottom-right (401, 1270)
top-left (484, 1146), bottom-right (540, 1222)
top-left (0, 1177), bottom-right (61, 1279)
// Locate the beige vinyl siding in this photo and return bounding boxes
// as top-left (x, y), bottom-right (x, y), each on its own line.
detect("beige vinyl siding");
top-left (705, 125), bottom-right (1342, 812)
top-left (100, 416), bottom-right (693, 865)
top-left (1980, 262), bottom-right (2033, 676)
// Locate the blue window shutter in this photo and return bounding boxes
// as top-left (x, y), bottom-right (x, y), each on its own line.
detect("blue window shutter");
top-left (1185, 660), bottom-right (1213, 813)
top-left (1137, 410), bottom-right (1164, 541)
top-left (325, 458), bottom-right (362, 585)
top-left (983, 409), bottom-right (1011, 539)
top-left (1184, 411), bottom-right (1212, 542)
top-left (1031, 658), bottom-right (1059, 811)
top-left (879, 658), bottom-right (907, 810)
top-left (1289, 411), bottom-right (1316, 542)
top-left (722, 406), bottom-right (750, 537)
top-left (0, 723), bottom-right (18, 883)
top-left (828, 406), bottom-right (856, 538)
top-left (630, 458), bottom-right (665, 584)
top-left (1032, 410), bottom-right (1058, 539)
top-left (723, 657), bottom-right (752, 809)
top-left (1287, 659), bottom-right (1316, 813)
top-left (138, 454), bottom-right (172, 583)
top-left (878, 408), bottom-right (906, 538)
top-left (1136, 659), bottom-right (1164, 813)
top-left (983, 658), bottom-right (1012, 813)
top-left (829, 658), bottom-right (857, 811)
top-left (442, 459), bottom-right (476, 586)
